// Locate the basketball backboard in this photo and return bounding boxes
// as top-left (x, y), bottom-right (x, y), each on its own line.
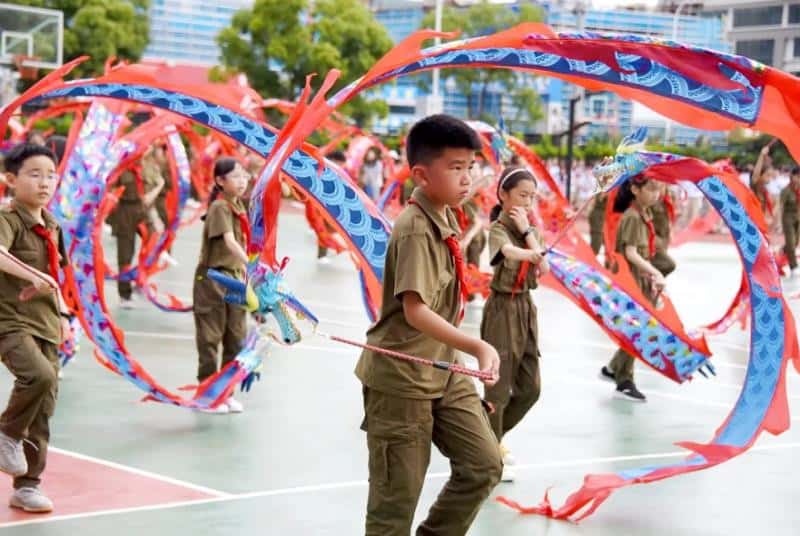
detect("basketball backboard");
top-left (0, 2), bottom-right (63, 70)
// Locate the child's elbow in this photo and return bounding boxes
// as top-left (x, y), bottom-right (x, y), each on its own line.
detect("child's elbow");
top-left (402, 293), bottom-right (425, 329)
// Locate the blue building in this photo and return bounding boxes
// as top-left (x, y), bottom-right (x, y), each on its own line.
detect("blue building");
top-left (545, 4), bottom-right (729, 146)
top-left (371, 1), bottom-right (729, 147)
top-left (143, 0), bottom-right (252, 65)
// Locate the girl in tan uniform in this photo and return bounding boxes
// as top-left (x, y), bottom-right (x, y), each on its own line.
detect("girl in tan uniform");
top-left (193, 157), bottom-right (250, 415)
top-left (599, 174), bottom-right (665, 402)
top-left (481, 166), bottom-right (548, 481)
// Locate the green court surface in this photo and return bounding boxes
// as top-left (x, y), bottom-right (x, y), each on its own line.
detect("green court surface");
top-left (0, 206), bottom-right (798, 535)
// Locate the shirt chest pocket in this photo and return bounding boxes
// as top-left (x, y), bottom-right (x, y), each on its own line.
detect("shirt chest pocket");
top-left (12, 245), bottom-right (45, 272)
top-left (430, 270), bottom-right (454, 311)
top-left (499, 257), bottom-right (523, 288)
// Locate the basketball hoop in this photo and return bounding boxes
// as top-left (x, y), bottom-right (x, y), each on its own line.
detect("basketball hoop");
top-left (13, 55), bottom-right (39, 81)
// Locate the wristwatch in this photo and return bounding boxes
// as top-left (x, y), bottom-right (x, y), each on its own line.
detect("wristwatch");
top-left (521, 226), bottom-right (535, 239)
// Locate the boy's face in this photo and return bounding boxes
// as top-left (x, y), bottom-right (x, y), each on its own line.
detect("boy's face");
top-left (412, 147), bottom-right (474, 207)
top-left (7, 155), bottom-right (57, 209)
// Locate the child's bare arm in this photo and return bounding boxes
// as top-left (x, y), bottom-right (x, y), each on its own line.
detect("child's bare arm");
top-left (460, 221), bottom-right (482, 249)
top-left (0, 247), bottom-right (55, 290)
top-left (624, 245), bottom-right (665, 289)
top-left (143, 176), bottom-right (165, 207)
top-left (222, 231), bottom-right (249, 266)
top-left (500, 243), bottom-right (542, 264)
top-left (753, 145), bottom-right (770, 183)
top-left (402, 292), bottom-right (499, 385)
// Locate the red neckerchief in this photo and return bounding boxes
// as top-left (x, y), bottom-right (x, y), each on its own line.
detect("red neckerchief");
top-left (408, 199), bottom-right (467, 321)
top-left (497, 218), bottom-right (531, 298)
top-left (132, 164), bottom-right (145, 199)
top-left (31, 224), bottom-right (59, 281)
top-left (759, 184), bottom-right (774, 216)
top-left (634, 205), bottom-right (656, 258)
top-left (454, 206), bottom-right (470, 233)
top-left (225, 200), bottom-right (251, 255)
top-left (662, 194), bottom-right (676, 224)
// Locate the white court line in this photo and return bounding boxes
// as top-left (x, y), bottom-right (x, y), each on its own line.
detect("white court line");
top-left (50, 447), bottom-right (231, 498)
top-left (119, 330), bottom-right (800, 416)
top-left (5, 440), bottom-right (800, 529)
top-left (119, 330), bottom-right (763, 385)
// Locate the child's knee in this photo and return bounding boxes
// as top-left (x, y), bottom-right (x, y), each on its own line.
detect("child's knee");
top-left (481, 448), bottom-right (504, 489)
top-left (30, 365), bottom-right (57, 393)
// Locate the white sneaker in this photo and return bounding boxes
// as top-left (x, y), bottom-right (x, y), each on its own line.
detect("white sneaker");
top-left (186, 198), bottom-right (201, 209)
top-left (0, 432), bottom-right (27, 477)
top-left (9, 487), bottom-right (53, 513)
top-left (500, 463), bottom-right (516, 483)
top-left (226, 397), bottom-right (244, 413)
top-left (317, 256), bottom-right (331, 266)
top-left (500, 444), bottom-right (516, 465)
top-left (468, 297), bottom-right (486, 308)
top-left (102, 223), bottom-right (113, 236)
top-left (159, 251), bottom-right (179, 267)
top-left (197, 402), bottom-right (229, 415)
top-left (119, 298), bottom-right (137, 310)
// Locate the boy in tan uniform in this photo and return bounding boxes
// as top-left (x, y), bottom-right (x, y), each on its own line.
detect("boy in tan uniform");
top-left (0, 144), bottom-right (72, 512)
top-left (355, 115), bottom-right (502, 536)
top-left (780, 167), bottom-right (800, 277)
top-left (110, 149), bottom-right (165, 308)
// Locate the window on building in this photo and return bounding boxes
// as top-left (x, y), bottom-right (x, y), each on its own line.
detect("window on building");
top-left (733, 6), bottom-right (782, 27)
top-left (735, 39), bottom-right (775, 65)
top-left (790, 4), bottom-right (800, 23)
top-left (389, 105), bottom-right (416, 115)
top-left (794, 37), bottom-right (800, 57)
top-left (592, 99), bottom-right (605, 117)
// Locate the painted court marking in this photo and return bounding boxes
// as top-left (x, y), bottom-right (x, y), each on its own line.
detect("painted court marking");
top-left (49, 447), bottom-right (230, 498)
top-left (4, 441), bottom-right (800, 529)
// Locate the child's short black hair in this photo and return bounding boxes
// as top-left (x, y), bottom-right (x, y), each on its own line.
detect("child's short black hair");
top-left (406, 114), bottom-right (481, 167)
top-left (4, 143), bottom-right (58, 175)
top-left (328, 150), bottom-right (346, 163)
top-left (613, 174), bottom-right (650, 213)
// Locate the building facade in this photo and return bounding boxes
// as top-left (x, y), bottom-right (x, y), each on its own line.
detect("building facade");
top-left (143, 0), bottom-right (253, 65)
top-left (371, 0), bottom-right (729, 146)
top-left (700, 0), bottom-right (800, 75)
top-left (140, 0), bottom-right (732, 146)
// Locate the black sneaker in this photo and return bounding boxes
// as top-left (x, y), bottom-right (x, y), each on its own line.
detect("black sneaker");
top-left (614, 380), bottom-right (647, 402)
top-left (599, 366), bottom-right (616, 383)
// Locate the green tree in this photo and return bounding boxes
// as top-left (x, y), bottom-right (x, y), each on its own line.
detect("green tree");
top-left (216, 0), bottom-right (393, 126)
top-left (510, 85), bottom-right (544, 127)
top-left (532, 134), bottom-right (562, 160)
top-left (420, 2), bottom-right (544, 120)
top-left (6, 0), bottom-right (150, 78)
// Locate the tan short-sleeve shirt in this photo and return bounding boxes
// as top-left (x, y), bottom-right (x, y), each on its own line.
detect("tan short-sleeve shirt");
top-left (487, 212), bottom-right (540, 294)
top-left (354, 188), bottom-right (463, 399)
top-left (196, 195), bottom-right (246, 278)
top-left (0, 205), bottom-right (67, 344)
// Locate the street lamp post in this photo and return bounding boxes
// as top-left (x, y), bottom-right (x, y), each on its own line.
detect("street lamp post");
top-left (432, 0), bottom-right (443, 99)
top-left (565, 0), bottom-right (586, 202)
